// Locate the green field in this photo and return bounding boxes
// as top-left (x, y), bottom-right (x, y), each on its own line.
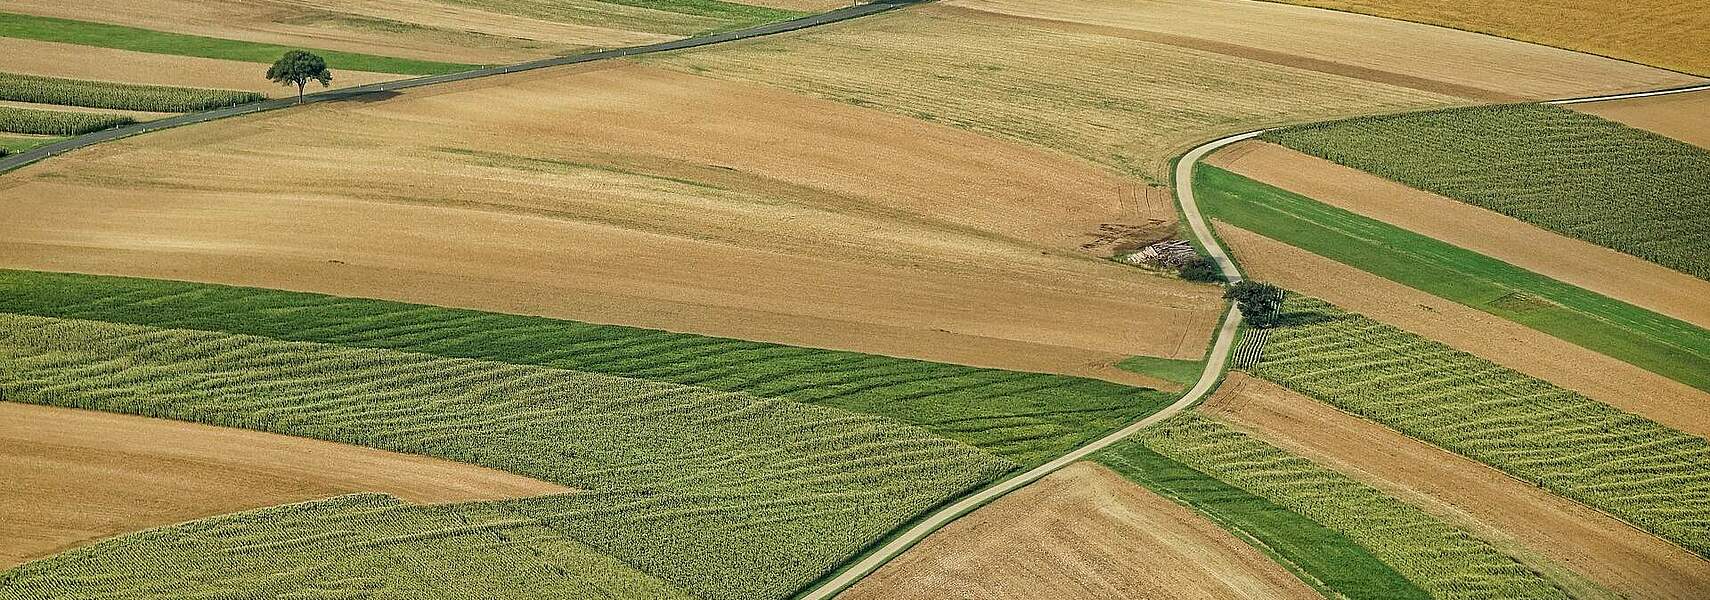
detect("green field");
top-left (0, 312), bottom-right (1013, 599)
top-left (0, 270), bottom-right (1175, 468)
top-left (0, 72), bottom-right (262, 112)
top-left (0, 494), bottom-right (698, 599)
top-left (1263, 104), bottom-right (1710, 279)
top-left (0, 105), bottom-right (132, 135)
top-left (1096, 444), bottom-right (1429, 600)
top-left (438, 0), bottom-right (807, 37)
top-left (1135, 413), bottom-right (1570, 600)
top-left (1197, 165), bottom-right (1710, 392)
top-left (1253, 295), bottom-right (1710, 557)
top-left (1116, 355), bottom-right (1205, 387)
top-left (0, 135), bottom-right (58, 154)
top-left (0, 12), bottom-right (474, 75)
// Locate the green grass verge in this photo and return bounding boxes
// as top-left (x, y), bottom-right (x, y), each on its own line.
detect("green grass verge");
top-left (0, 494), bottom-right (698, 599)
top-left (0, 12), bottom-right (474, 75)
top-left (1255, 295), bottom-right (1710, 558)
top-left (0, 313), bottom-right (1012, 600)
top-left (1197, 164), bottom-right (1710, 393)
top-left (1096, 444), bottom-right (1428, 600)
top-left (0, 135), bottom-right (60, 153)
top-left (0, 72), bottom-right (263, 112)
top-left (1263, 104), bottom-right (1710, 279)
top-left (1116, 355), bottom-right (1204, 387)
top-left (0, 270), bottom-right (1175, 469)
top-left (0, 105), bottom-right (132, 135)
top-left (1136, 413), bottom-right (1569, 600)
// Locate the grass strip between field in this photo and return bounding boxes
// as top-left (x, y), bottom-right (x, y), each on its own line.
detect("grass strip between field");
top-left (0, 105), bottom-right (133, 135)
top-left (1115, 355), bottom-right (1205, 388)
top-left (1095, 445), bottom-right (1429, 600)
top-left (1197, 164), bottom-right (1710, 393)
top-left (1254, 294), bottom-right (1710, 559)
top-left (1134, 413), bottom-right (1570, 600)
top-left (0, 136), bottom-right (60, 154)
top-left (0, 72), bottom-right (262, 112)
top-left (0, 313), bottom-right (1014, 600)
top-left (0, 270), bottom-right (1174, 468)
top-left (0, 12), bottom-right (474, 75)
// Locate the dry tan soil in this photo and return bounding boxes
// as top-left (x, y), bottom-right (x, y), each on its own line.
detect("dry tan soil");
top-left (1215, 223), bottom-right (1710, 438)
top-left (1208, 141), bottom-right (1710, 329)
top-left (1571, 89), bottom-right (1710, 149)
top-left (1203, 374), bottom-right (1710, 600)
top-left (0, 38), bottom-right (404, 96)
top-left (842, 461), bottom-right (1319, 600)
top-left (0, 402), bottom-right (569, 569)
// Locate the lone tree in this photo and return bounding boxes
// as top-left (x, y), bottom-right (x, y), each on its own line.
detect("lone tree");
top-left (1225, 280), bottom-right (1284, 328)
top-left (267, 50), bottom-right (332, 104)
top-left (1177, 256), bottom-right (1223, 283)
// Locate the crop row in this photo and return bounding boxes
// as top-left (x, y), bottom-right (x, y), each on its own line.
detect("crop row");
top-left (0, 494), bottom-right (697, 599)
top-left (0, 269), bottom-right (1171, 468)
top-left (1136, 413), bottom-right (1569, 600)
top-left (1253, 295), bottom-right (1710, 556)
top-left (0, 313), bottom-right (1013, 600)
top-left (1265, 104), bottom-right (1710, 279)
top-left (0, 105), bottom-right (131, 135)
top-left (0, 72), bottom-right (263, 112)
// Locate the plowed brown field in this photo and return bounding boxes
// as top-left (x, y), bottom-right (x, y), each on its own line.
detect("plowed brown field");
top-left (1203, 374), bottom-right (1710, 600)
top-left (0, 63), bottom-right (1223, 383)
top-left (1215, 223), bottom-right (1710, 438)
top-left (0, 402), bottom-right (569, 569)
top-left (1571, 90), bottom-right (1710, 149)
top-left (0, 38), bottom-right (403, 96)
top-left (841, 461), bottom-right (1319, 600)
top-left (1208, 141), bottom-right (1710, 329)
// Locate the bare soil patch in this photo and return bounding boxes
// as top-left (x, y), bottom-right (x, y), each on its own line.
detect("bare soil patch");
top-left (0, 38), bottom-right (402, 96)
top-left (842, 461), bottom-right (1318, 600)
top-left (1209, 141), bottom-right (1710, 329)
top-left (0, 63), bottom-right (1221, 383)
top-left (1571, 89), bottom-right (1710, 149)
top-left (0, 402), bottom-right (569, 569)
top-left (1215, 223), bottom-right (1710, 438)
top-left (1204, 373), bottom-right (1710, 600)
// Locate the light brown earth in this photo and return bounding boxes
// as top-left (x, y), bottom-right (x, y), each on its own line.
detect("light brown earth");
top-left (1214, 223), bottom-right (1710, 438)
top-left (3, 0), bottom-right (675, 64)
top-left (944, 0), bottom-right (1698, 101)
top-left (0, 38), bottom-right (403, 96)
top-left (842, 461), bottom-right (1319, 600)
top-left (1203, 374), bottom-right (1710, 600)
top-left (0, 62), bottom-right (1223, 385)
top-left (1255, 0), bottom-right (1710, 77)
top-left (1208, 141), bottom-right (1710, 329)
top-left (740, 0), bottom-right (849, 10)
top-left (1571, 89), bottom-right (1710, 149)
top-left (0, 402), bottom-right (570, 570)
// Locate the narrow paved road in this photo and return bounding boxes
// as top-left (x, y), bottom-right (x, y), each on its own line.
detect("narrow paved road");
top-left (0, 0), bottom-right (923, 175)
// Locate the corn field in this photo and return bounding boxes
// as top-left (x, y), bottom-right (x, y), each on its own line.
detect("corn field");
top-left (1265, 104), bottom-right (1710, 279)
top-left (0, 313), bottom-right (1014, 600)
top-left (0, 72), bottom-right (263, 112)
top-left (1253, 295), bottom-right (1710, 557)
top-left (0, 105), bottom-right (132, 135)
top-left (1137, 413), bottom-right (1570, 600)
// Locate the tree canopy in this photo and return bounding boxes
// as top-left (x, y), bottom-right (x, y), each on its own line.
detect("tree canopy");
top-left (267, 50), bottom-right (333, 104)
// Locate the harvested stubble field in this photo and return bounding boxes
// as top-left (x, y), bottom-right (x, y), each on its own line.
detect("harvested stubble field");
top-left (0, 72), bottom-right (262, 112)
top-left (1265, 104), bottom-right (1710, 280)
top-left (1255, 295), bottom-right (1710, 558)
top-left (1571, 89), bottom-right (1710, 149)
top-left (0, 312), bottom-right (1015, 600)
top-left (0, 63), bottom-right (1225, 385)
top-left (1134, 413), bottom-right (1570, 600)
top-left (0, 105), bottom-right (131, 135)
top-left (1257, 0), bottom-right (1710, 76)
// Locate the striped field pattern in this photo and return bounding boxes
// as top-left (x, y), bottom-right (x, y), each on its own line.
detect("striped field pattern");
top-left (0, 105), bottom-right (131, 135)
top-left (0, 72), bottom-right (262, 112)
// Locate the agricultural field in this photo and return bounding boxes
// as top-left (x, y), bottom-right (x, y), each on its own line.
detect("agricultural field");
top-left (0, 72), bottom-right (263, 112)
top-left (1257, 0), bottom-right (1710, 76)
top-left (1264, 104), bottom-right (1710, 280)
top-left (1571, 89), bottom-right (1710, 148)
top-left (0, 105), bottom-right (132, 135)
top-left (1196, 164), bottom-right (1710, 393)
top-left (0, 64), bottom-right (1227, 386)
top-left (1253, 295), bottom-right (1710, 557)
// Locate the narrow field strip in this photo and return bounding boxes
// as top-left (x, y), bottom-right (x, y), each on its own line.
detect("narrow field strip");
top-left (0, 12), bottom-right (471, 75)
top-left (1263, 104), bottom-right (1710, 279)
top-left (1197, 165), bottom-right (1710, 392)
top-left (0, 105), bottom-right (131, 135)
top-left (1252, 295), bottom-right (1710, 558)
top-left (1134, 413), bottom-right (1570, 600)
top-left (0, 313), bottom-right (1014, 600)
top-left (1095, 443), bottom-right (1428, 600)
top-left (0, 72), bottom-right (261, 112)
top-left (436, 0), bottom-right (808, 37)
top-left (0, 270), bottom-right (1172, 468)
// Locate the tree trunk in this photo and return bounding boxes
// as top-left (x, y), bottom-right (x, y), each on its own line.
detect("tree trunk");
top-left (296, 80), bottom-right (305, 105)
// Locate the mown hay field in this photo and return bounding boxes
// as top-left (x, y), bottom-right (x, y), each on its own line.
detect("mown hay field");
top-left (1265, 104), bottom-right (1710, 280)
top-left (0, 72), bottom-right (261, 112)
top-left (1254, 295), bottom-right (1710, 558)
top-left (0, 312), bottom-right (1014, 600)
top-left (1135, 413), bottom-right (1570, 600)
top-left (1257, 0), bottom-right (1710, 76)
